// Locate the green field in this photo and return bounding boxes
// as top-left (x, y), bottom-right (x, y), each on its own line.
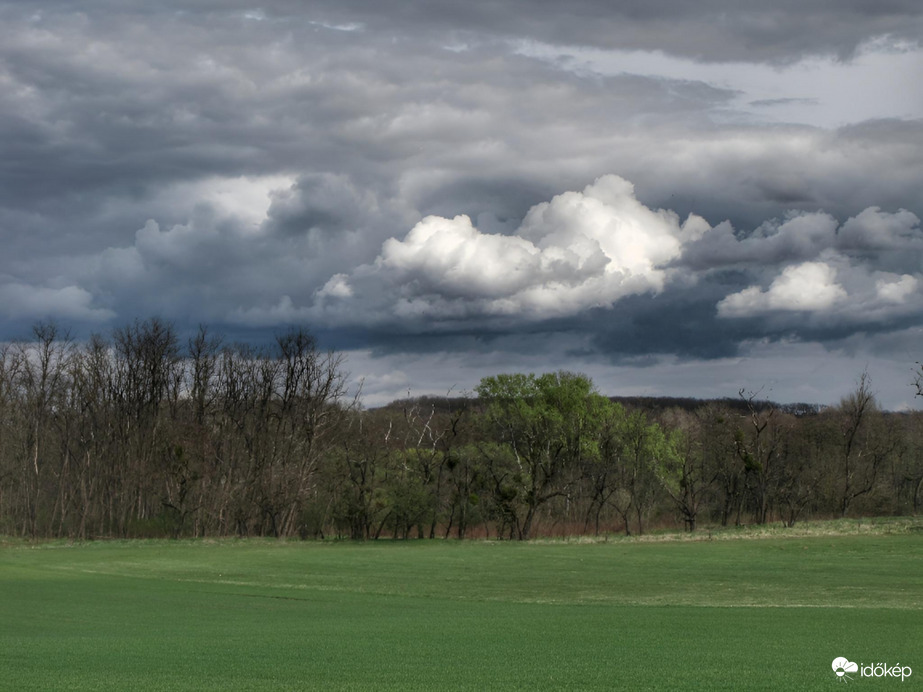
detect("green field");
top-left (2, 522), bottom-right (922, 690)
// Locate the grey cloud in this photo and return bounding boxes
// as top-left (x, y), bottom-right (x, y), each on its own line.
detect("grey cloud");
top-left (750, 98), bottom-right (820, 108)
top-left (838, 207), bottom-right (923, 251)
top-left (679, 205), bottom-right (922, 270)
top-left (0, 5), bottom-right (736, 218)
top-left (286, 0), bottom-right (923, 63)
top-left (630, 122), bottom-right (923, 231)
top-left (679, 212), bottom-right (839, 269)
top-left (2, 5), bottom-right (919, 243)
top-left (0, 283), bottom-right (114, 323)
top-left (264, 173), bottom-right (416, 245)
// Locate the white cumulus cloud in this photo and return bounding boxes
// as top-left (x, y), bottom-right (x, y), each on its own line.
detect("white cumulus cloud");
top-left (312, 174), bottom-right (708, 324)
top-left (875, 274), bottom-right (918, 304)
top-left (717, 261), bottom-right (847, 317)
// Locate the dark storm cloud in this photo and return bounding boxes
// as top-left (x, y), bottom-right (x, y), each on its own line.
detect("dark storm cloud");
top-left (588, 289), bottom-right (751, 361)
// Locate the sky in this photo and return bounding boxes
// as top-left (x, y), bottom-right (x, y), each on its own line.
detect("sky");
top-left (1, 1), bottom-right (922, 408)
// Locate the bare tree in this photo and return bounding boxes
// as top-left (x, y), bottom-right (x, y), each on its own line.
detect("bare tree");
top-left (15, 323), bottom-right (74, 537)
top-left (734, 389), bottom-right (784, 525)
top-left (835, 372), bottom-right (894, 517)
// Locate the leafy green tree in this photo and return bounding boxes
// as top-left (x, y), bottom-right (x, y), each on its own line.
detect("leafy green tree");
top-left (619, 410), bottom-right (673, 535)
top-left (476, 371), bottom-right (601, 540)
top-left (581, 398), bottom-right (627, 535)
top-left (380, 448), bottom-right (440, 539)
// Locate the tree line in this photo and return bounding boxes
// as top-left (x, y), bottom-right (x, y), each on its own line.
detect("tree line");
top-left (1, 319), bottom-right (921, 540)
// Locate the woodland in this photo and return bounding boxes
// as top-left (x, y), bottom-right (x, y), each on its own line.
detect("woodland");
top-left (1, 319), bottom-right (921, 540)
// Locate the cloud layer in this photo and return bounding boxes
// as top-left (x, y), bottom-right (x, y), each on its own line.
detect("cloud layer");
top-left (0, 1), bottom-right (921, 406)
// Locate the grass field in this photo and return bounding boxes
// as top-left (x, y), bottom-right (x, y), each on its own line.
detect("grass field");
top-left (2, 520), bottom-right (922, 690)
